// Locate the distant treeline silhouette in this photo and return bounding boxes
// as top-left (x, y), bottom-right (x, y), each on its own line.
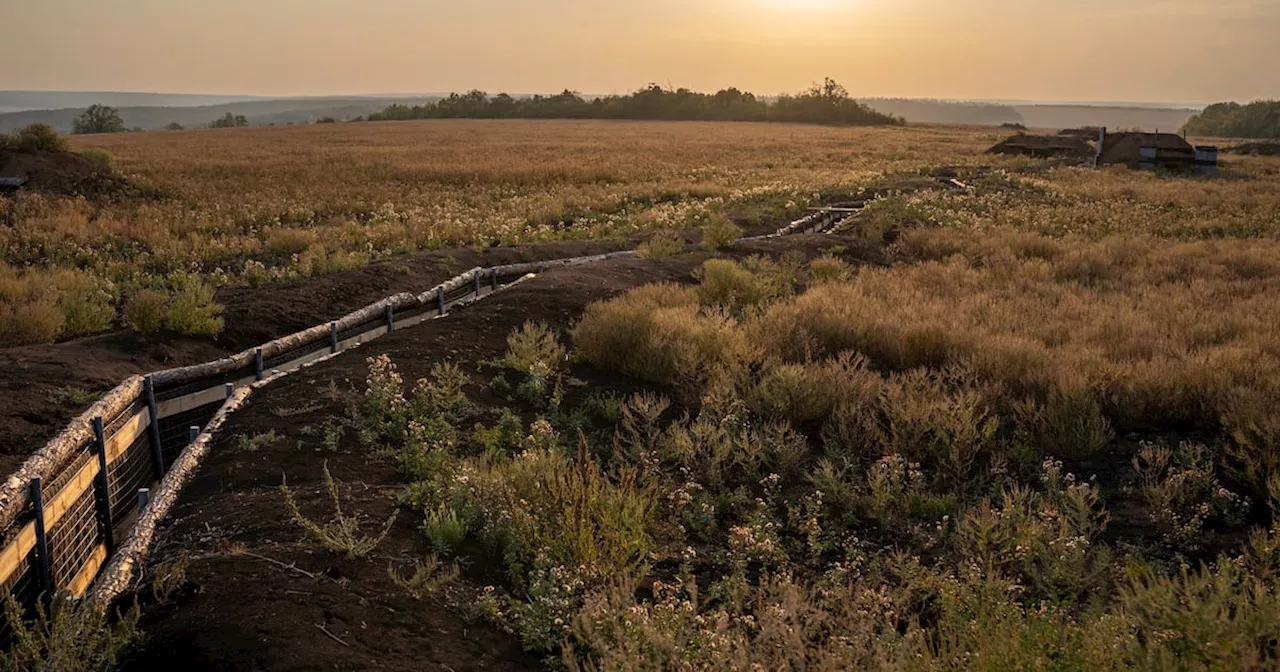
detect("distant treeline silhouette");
top-left (1183, 101), bottom-right (1280, 139)
top-left (367, 79), bottom-right (903, 127)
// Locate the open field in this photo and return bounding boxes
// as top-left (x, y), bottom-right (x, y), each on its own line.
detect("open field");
top-left (3, 119), bottom-right (1280, 669)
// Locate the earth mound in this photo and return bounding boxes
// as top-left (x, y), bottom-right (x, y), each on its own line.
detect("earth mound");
top-left (988, 133), bottom-right (1094, 159)
top-left (0, 149), bottom-right (139, 199)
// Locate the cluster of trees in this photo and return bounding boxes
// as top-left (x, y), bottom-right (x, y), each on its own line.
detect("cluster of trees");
top-left (1183, 101), bottom-right (1280, 139)
top-left (209, 113), bottom-right (249, 128)
top-left (369, 79), bottom-right (903, 126)
top-left (72, 104), bottom-right (127, 134)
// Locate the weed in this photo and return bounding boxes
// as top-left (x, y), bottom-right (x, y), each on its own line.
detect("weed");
top-left (235, 430), bottom-right (281, 452)
top-left (45, 385), bottom-right (100, 408)
top-left (150, 550), bottom-right (190, 605)
top-left (280, 462), bottom-right (398, 559)
top-left (389, 555), bottom-right (461, 599)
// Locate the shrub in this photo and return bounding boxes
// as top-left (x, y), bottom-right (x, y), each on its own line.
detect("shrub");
top-left (166, 274), bottom-right (224, 337)
top-left (124, 289), bottom-right (169, 333)
top-left (264, 228), bottom-right (317, 258)
top-left (694, 259), bottom-right (778, 310)
top-left (873, 369), bottom-right (1000, 487)
top-left (636, 230), bottom-right (685, 259)
top-left (699, 214), bottom-right (742, 250)
top-left (1, 593), bottom-right (141, 672)
top-left (1017, 388), bottom-right (1114, 460)
top-left (80, 148), bottom-right (113, 168)
top-left (808, 254), bottom-right (851, 284)
top-left (503, 321), bottom-right (566, 380)
top-left (52, 270), bottom-right (116, 338)
top-left (0, 297), bottom-right (64, 346)
top-left (12, 124), bottom-right (68, 152)
top-left (280, 461), bottom-right (398, 559)
top-left (750, 353), bottom-right (881, 428)
top-left (574, 286), bottom-right (756, 391)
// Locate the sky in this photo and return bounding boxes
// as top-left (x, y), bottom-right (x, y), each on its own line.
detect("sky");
top-left (2, 0), bottom-right (1278, 104)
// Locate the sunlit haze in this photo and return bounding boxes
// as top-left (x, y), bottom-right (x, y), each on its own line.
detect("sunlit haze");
top-left (4, 0), bottom-right (1279, 103)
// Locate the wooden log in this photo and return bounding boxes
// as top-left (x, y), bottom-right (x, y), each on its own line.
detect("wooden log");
top-left (0, 376), bottom-right (145, 534)
top-left (89, 336), bottom-right (356, 606)
top-left (414, 267), bottom-right (482, 305)
top-left (89, 386), bottom-right (251, 606)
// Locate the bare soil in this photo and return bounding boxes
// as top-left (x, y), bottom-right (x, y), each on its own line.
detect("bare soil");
top-left (117, 235), bottom-right (879, 671)
top-left (0, 149), bottom-right (140, 200)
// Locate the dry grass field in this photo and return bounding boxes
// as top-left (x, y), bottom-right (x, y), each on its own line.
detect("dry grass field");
top-left (4, 119), bottom-right (1280, 669)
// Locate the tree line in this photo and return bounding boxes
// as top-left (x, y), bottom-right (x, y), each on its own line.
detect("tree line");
top-left (368, 79), bottom-right (903, 126)
top-left (1182, 101), bottom-right (1280, 139)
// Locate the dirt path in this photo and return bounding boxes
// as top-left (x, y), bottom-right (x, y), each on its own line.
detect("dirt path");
top-left (120, 235), bottom-right (880, 671)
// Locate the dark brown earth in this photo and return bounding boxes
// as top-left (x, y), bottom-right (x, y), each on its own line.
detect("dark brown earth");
top-left (0, 149), bottom-right (140, 200)
top-left (987, 133), bottom-right (1094, 159)
top-left (118, 235), bottom-right (879, 671)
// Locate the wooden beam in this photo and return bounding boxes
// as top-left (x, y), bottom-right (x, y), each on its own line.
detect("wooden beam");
top-left (66, 543), bottom-right (107, 597)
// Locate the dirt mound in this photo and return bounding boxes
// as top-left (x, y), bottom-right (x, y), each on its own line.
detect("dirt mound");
top-left (0, 149), bottom-right (137, 199)
top-left (988, 133), bottom-right (1094, 159)
top-left (1227, 142), bottom-right (1280, 156)
top-left (1059, 127), bottom-right (1102, 139)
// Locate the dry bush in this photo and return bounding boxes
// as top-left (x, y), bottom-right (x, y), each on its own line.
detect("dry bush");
top-left (749, 353), bottom-right (881, 428)
top-left (1016, 388), bottom-right (1114, 461)
top-left (808, 254), bottom-right (852, 284)
top-left (636, 230), bottom-right (685, 259)
top-left (693, 259), bottom-right (779, 310)
top-left (573, 283), bottom-right (756, 388)
top-left (699, 214), bottom-right (742, 250)
top-left (1, 594), bottom-right (141, 672)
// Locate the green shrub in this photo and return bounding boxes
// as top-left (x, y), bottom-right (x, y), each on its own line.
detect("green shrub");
top-left (80, 148), bottom-right (113, 168)
top-left (166, 275), bottom-right (224, 337)
top-left (503, 321), bottom-right (566, 380)
top-left (750, 354), bottom-right (881, 428)
top-left (52, 270), bottom-right (116, 338)
top-left (124, 289), bottom-right (169, 333)
top-left (0, 297), bottom-right (64, 346)
top-left (11, 123), bottom-right (68, 153)
top-left (1, 593), bottom-right (141, 672)
top-left (699, 214), bottom-right (742, 250)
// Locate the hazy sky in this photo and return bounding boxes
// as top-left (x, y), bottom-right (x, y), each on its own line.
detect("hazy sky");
top-left (3, 0), bottom-right (1278, 103)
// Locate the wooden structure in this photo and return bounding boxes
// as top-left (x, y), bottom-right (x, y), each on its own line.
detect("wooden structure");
top-left (1095, 129), bottom-right (1217, 174)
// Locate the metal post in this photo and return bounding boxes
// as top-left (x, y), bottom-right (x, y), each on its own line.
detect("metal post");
top-left (137, 488), bottom-right (150, 511)
top-left (91, 417), bottom-right (115, 555)
top-left (30, 478), bottom-right (53, 603)
top-left (329, 322), bottom-right (338, 353)
top-left (225, 383), bottom-right (234, 399)
top-left (143, 375), bottom-right (166, 478)
top-left (436, 286), bottom-right (445, 315)
top-left (189, 426), bottom-right (199, 443)
top-left (385, 305), bottom-right (394, 331)
top-left (255, 347), bottom-right (264, 381)
top-left (538, 262), bottom-right (546, 273)
top-left (491, 268), bottom-right (498, 291)
top-left (473, 271), bottom-right (481, 296)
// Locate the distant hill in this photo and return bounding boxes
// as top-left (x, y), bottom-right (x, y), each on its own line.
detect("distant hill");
top-left (863, 99), bottom-right (1198, 132)
top-left (0, 91), bottom-right (268, 113)
top-left (0, 97), bottom-right (440, 133)
top-left (864, 99), bottom-right (1025, 126)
